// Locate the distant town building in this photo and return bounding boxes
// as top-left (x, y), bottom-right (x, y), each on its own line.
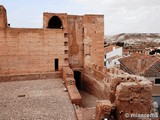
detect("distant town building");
top-left (104, 45), bottom-right (122, 68)
top-left (119, 54), bottom-right (160, 87)
top-left (123, 47), bottom-right (160, 57)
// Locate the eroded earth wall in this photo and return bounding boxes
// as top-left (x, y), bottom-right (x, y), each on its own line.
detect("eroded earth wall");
top-left (0, 28), bottom-right (68, 76)
top-left (81, 64), bottom-right (153, 120)
top-left (0, 5), bottom-right (104, 80)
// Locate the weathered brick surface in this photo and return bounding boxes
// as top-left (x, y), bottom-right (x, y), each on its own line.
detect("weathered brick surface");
top-left (67, 85), bottom-right (82, 105)
top-left (82, 64), bottom-right (153, 120)
top-left (96, 100), bottom-right (113, 120)
top-left (0, 72), bottom-right (61, 82)
top-left (68, 15), bottom-right (84, 68)
top-left (62, 67), bottom-right (74, 81)
top-left (83, 15), bottom-right (104, 67)
top-left (0, 28), bottom-right (68, 76)
top-left (0, 5), bottom-right (7, 28)
top-left (0, 5), bottom-right (104, 80)
top-left (116, 81), bottom-right (152, 120)
top-left (62, 67), bottom-right (82, 105)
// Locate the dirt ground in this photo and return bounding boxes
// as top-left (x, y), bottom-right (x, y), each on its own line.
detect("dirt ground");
top-left (0, 79), bottom-right (76, 120)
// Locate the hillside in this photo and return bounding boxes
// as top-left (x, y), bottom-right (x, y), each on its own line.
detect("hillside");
top-left (105, 33), bottom-right (160, 44)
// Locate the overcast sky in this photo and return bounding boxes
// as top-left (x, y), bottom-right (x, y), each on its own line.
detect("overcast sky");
top-left (1, 0), bottom-right (160, 35)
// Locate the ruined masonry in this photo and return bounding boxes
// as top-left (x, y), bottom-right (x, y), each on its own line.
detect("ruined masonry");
top-left (0, 5), bottom-right (155, 120)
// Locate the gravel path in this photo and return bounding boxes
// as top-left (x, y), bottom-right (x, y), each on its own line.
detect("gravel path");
top-left (0, 79), bottom-right (77, 120)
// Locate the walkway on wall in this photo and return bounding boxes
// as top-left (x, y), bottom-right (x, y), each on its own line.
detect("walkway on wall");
top-left (73, 91), bottom-right (99, 120)
top-left (0, 78), bottom-right (76, 120)
top-left (73, 71), bottom-right (99, 108)
top-left (73, 71), bottom-right (98, 108)
top-left (80, 90), bottom-right (98, 108)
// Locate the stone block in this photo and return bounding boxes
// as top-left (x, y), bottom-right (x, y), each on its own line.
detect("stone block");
top-left (95, 100), bottom-right (113, 120)
top-left (67, 85), bottom-right (82, 105)
top-left (116, 81), bottom-right (152, 120)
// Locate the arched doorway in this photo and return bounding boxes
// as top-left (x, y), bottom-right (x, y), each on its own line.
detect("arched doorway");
top-left (48, 16), bottom-right (63, 29)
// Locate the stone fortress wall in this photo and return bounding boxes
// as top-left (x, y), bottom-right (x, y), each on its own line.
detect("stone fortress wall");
top-left (0, 5), bottom-right (104, 80)
top-left (0, 5), bottom-right (157, 120)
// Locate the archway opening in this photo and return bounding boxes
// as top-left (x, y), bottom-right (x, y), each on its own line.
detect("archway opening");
top-left (48, 16), bottom-right (63, 29)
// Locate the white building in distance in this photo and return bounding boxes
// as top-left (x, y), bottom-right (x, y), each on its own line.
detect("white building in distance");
top-left (104, 45), bottom-right (122, 68)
